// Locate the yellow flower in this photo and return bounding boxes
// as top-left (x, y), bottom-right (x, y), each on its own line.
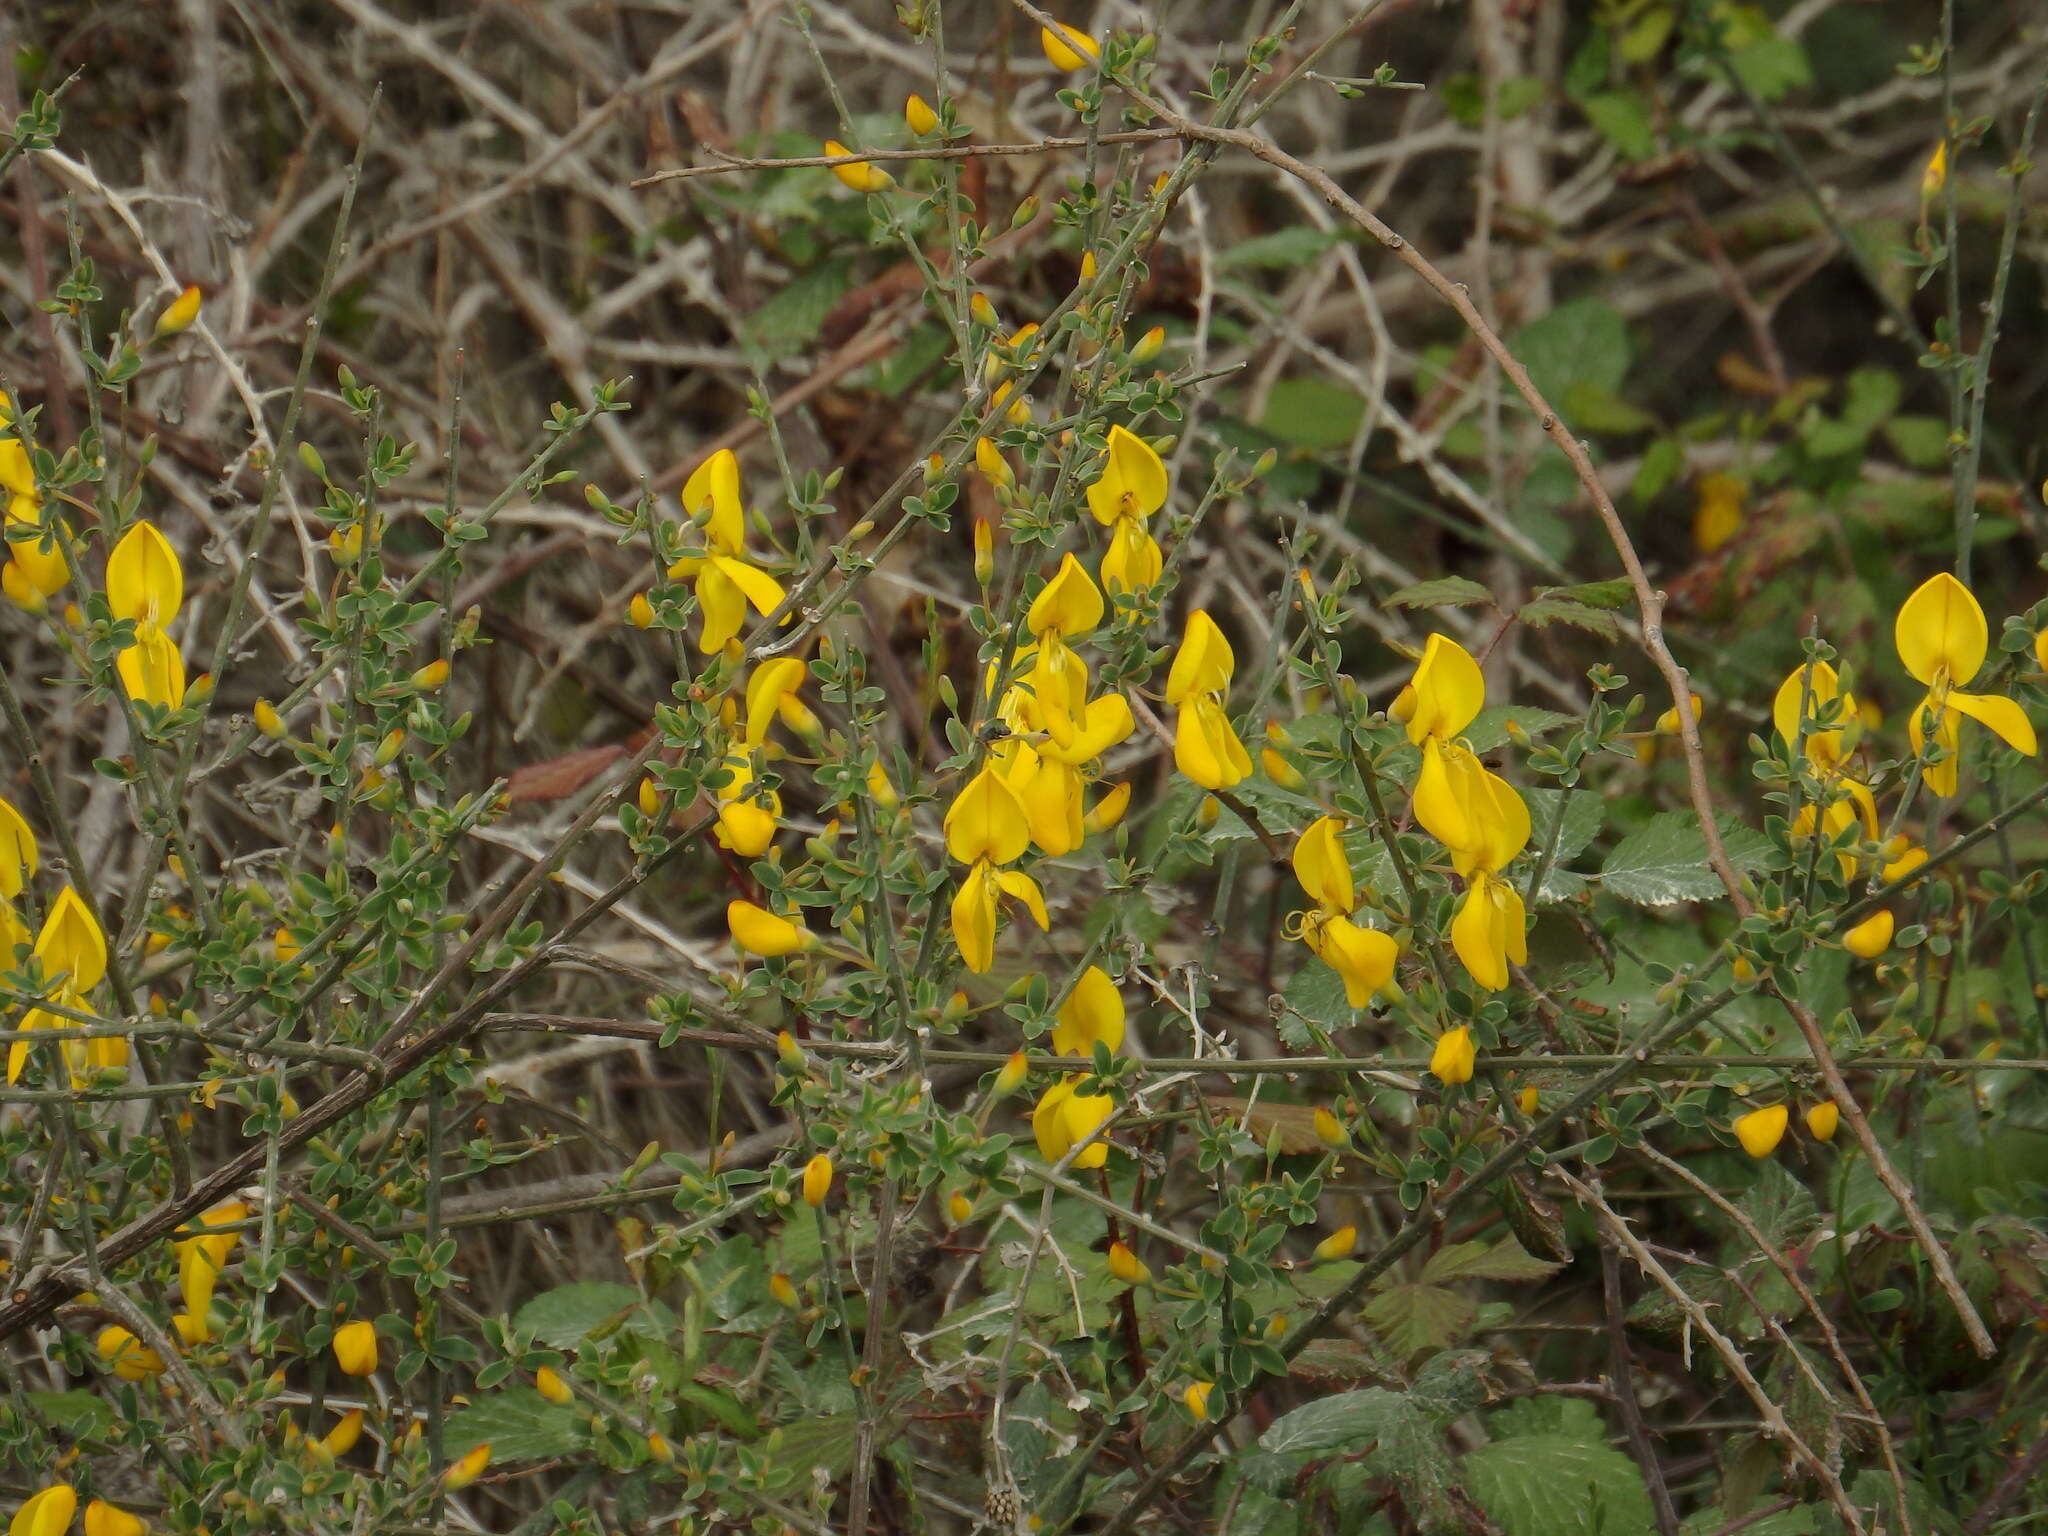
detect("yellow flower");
top-left (1031, 1078), bottom-right (1113, 1168)
top-left (1313, 1107), bottom-right (1347, 1147)
top-left (822, 139), bottom-right (894, 193)
top-left (1773, 660), bottom-right (1859, 773)
top-left (534, 1366), bottom-right (572, 1404)
top-left (1843, 909), bottom-right (1893, 959)
top-left (444, 1444), bottom-right (492, 1491)
top-left (96, 1326), bottom-right (164, 1382)
top-left (712, 754), bottom-right (781, 858)
top-left (1921, 139), bottom-right (1948, 203)
top-left (1401, 634), bottom-right (1485, 746)
top-left (1733, 1103), bottom-right (1789, 1159)
top-left (1085, 781), bottom-right (1131, 832)
top-left (35, 887), bottom-right (106, 994)
top-left (1099, 513), bottom-right (1163, 593)
top-left (82, 1503), bottom-right (143, 1536)
top-left (947, 1191), bottom-right (974, 1225)
top-left (1312, 1225), bottom-right (1358, 1262)
top-left (0, 796), bottom-right (37, 900)
top-left (949, 859), bottom-right (1046, 973)
top-left (1429, 1026), bottom-right (1476, 1086)
top-left (332, 1319), bottom-right (379, 1376)
top-left (1291, 816), bottom-right (1354, 915)
top-left (769, 1272), bottom-right (798, 1308)
top-left (904, 94), bottom-right (939, 136)
top-left (1039, 20), bottom-right (1101, 72)
top-left (1655, 692), bottom-right (1703, 737)
top-left (117, 624), bottom-right (187, 711)
top-left (1052, 966), bottom-right (1124, 1056)
top-left (802, 1152), bottom-right (833, 1207)
top-left (1027, 553), bottom-right (1104, 640)
top-left (741, 657), bottom-right (808, 747)
top-left (315, 1408), bottom-right (364, 1460)
top-left (1182, 1380), bottom-right (1213, 1420)
top-left (1449, 870), bottom-right (1528, 992)
top-left (10, 1487), bottom-right (77, 1536)
top-left (154, 284), bottom-right (203, 338)
top-left (944, 765), bottom-right (1031, 866)
top-left (691, 555), bottom-right (785, 655)
top-left (1085, 425), bottom-right (1167, 525)
top-left (1299, 911), bottom-right (1397, 1008)
top-left (1895, 572), bottom-right (2037, 796)
top-left (1692, 473), bottom-right (1744, 555)
top-left (1805, 1101), bottom-right (1841, 1142)
top-left (726, 900), bottom-right (815, 958)
top-left (1517, 1085), bottom-right (1539, 1116)
top-left (174, 1200), bottom-right (248, 1325)
top-left (1165, 610), bottom-right (1234, 700)
top-left (1174, 695), bottom-right (1251, 789)
top-left (107, 522), bottom-right (183, 628)
top-left (1107, 1240), bottom-right (1149, 1285)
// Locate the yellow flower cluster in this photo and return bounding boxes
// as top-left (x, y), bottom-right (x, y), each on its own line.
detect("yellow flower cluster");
top-left (1030, 966), bottom-right (1124, 1168)
top-left (2, 815), bottom-right (118, 1088)
top-left (0, 392), bottom-right (69, 612)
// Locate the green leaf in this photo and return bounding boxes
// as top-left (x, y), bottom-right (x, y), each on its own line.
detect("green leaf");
top-left (1515, 298), bottom-right (1631, 412)
top-left (1519, 596), bottom-right (1620, 641)
top-left (1282, 957), bottom-right (1354, 1047)
top-left (1259, 1386), bottom-right (1426, 1456)
top-left (1462, 1398), bottom-right (1653, 1536)
top-left (1540, 578), bottom-right (1634, 610)
top-left (1883, 414), bottom-right (1950, 469)
top-left (1633, 438), bottom-right (1684, 503)
top-left (743, 259), bottom-right (853, 360)
top-left (1384, 576), bottom-right (1494, 610)
top-left (1736, 1158), bottom-right (1819, 1252)
top-left (1598, 810), bottom-right (1770, 905)
top-left (27, 1390), bottom-right (111, 1436)
top-left (514, 1281), bottom-right (674, 1348)
top-left (1218, 227), bottom-right (1345, 271)
top-left (1422, 1235), bottom-right (1564, 1284)
top-left (1580, 91), bottom-right (1656, 161)
top-left (1562, 381), bottom-right (1656, 435)
top-left (443, 1394), bottom-right (590, 1461)
top-left (763, 1415), bottom-right (862, 1485)
top-left (1258, 377), bottom-right (1368, 450)
top-left (1362, 1282), bottom-right (1475, 1355)
top-left (1526, 789), bottom-right (1603, 865)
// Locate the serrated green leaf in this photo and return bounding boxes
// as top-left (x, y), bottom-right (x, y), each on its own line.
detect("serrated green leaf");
top-left (1384, 576), bottom-right (1494, 610)
top-left (743, 259), bottom-right (853, 359)
top-left (1520, 596), bottom-right (1620, 641)
top-left (1598, 811), bottom-right (1770, 905)
top-left (1463, 1398), bottom-right (1653, 1536)
top-left (1259, 1386), bottom-right (1421, 1455)
top-left (1282, 957), bottom-right (1355, 1047)
top-left (1526, 788), bottom-right (1604, 866)
top-left (1515, 298), bottom-right (1631, 409)
top-left (1539, 578), bottom-right (1634, 611)
top-left (1258, 377), bottom-right (1368, 451)
top-left (1422, 1235), bottom-right (1565, 1284)
top-left (1581, 90), bottom-right (1656, 161)
top-left (1562, 381), bottom-right (1656, 435)
top-left (514, 1282), bottom-right (675, 1348)
top-left (27, 1390), bottom-right (112, 1435)
top-left (443, 1394), bottom-right (591, 1461)
top-left (1362, 1282), bottom-right (1475, 1354)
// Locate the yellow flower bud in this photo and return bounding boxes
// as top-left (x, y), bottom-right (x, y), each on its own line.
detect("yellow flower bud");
top-left (1805, 1101), bottom-right (1840, 1142)
top-left (969, 292), bottom-right (999, 329)
top-left (1733, 1103), bottom-right (1789, 1159)
top-left (904, 94), bottom-right (939, 136)
top-left (1517, 1085), bottom-right (1539, 1116)
top-left (252, 699), bottom-right (286, 738)
top-left (822, 140), bottom-right (894, 194)
top-left (372, 728), bottom-right (404, 767)
top-left (1128, 325), bottom-right (1165, 365)
top-left (1655, 692), bottom-right (1703, 736)
top-left (1429, 1026), bottom-right (1476, 1086)
top-left (14, 1489), bottom-right (78, 1536)
top-left (1085, 782), bottom-right (1131, 833)
top-left (331, 1318), bottom-right (379, 1376)
top-left (648, 1432), bottom-right (675, 1462)
top-left (318, 1408), bottom-right (364, 1460)
top-left (637, 778), bottom-right (661, 819)
top-left (727, 900), bottom-right (815, 958)
top-left (628, 593), bottom-right (655, 629)
top-left (1196, 795), bottom-right (1221, 829)
top-left (972, 515), bottom-right (995, 588)
top-left (802, 1152), bottom-right (833, 1207)
top-left (992, 1051), bottom-right (1029, 1098)
top-left (1312, 1226), bottom-right (1357, 1262)
top-left (1259, 748), bottom-right (1305, 790)
top-left (443, 1443), bottom-right (491, 1491)
top-left (534, 1366), bottom-right (572, 1405)
top-left (1182, 1380), bottom-right (1213, 1420)
top-left (769, 1272), bottom-right (798, 1308)
top-left (411, 659), bottom-right (449, 691)
top-left (1732, 954), bottom-right (1757, 982)
top-left (974, 436), bottom-right (1012, 493)
top-left (154, 284), bottom-right (203, 338)
top-left (1312, 1107), bottom-right (1346, 1148)
top-left (1107, 1240), bottom-right (1150, 1286)
top-left (84, 1501), bottom-right (146, 1536)
top-left (1843, 910), bottom-right (1894, 959)
top-left (96, 1326), bottom-right (164, 1382)
top-left (947, 1190), bottom-right (973, 1225)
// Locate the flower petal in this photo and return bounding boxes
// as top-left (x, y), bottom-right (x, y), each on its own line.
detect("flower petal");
top-left (1946, 688), bottom-right (2038, 757)
top-left (1895, 571), bottom-right (1986, 686)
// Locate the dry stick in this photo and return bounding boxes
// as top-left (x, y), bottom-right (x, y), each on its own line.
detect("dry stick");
top-left (1556, 1169), bottom-right (1869, 1536)
top-left (0, 788), bottom-right (692, 1344)
top-left (1639, 1143), bottom-right (1913, 1528)
top-left (1114, 87), bottom-right (1997, 1363)
top-left (628, 130), bottom-right (1182, 185)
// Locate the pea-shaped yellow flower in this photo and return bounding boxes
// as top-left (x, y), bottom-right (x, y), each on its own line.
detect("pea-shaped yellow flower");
top-left (1052, 965), bottom-right (1125, 1056)
top-left (1429, 1025), bottom-right (1476, 1085)
top-left (83, 1503), bottom-right (144, 1536)
top-left (1166, 611), bottom-right (1251, 789)
top-left (1107, 1240), bottom-right (1149, 1285)
top-left (96, 1326), bottom-right (164, 1382)
top-left (1733, 1103), bottom-right (1789, 1159)
top-left (1039, 20), bottom-right (1101, 72)
top-left (10, 1487), bottom-right (77, 1536)
top-left (106, 522), bottom-right (183, 626)
top-left (1299, 911), bottom-right (1397, 1008)
top-left (822, 140), bottom-right (894, 193)
top-left (1085, 426), bottom-right (1167, 592)
top-left (726, 900), bottom-right (816, 959)
top-left (444, 1444), bottom-right (492, 1490)
top-left (1291, 816), bottom-right (1354, 915)
top-left (1031, 1078), bottom-right (1114, 1168)
top-left (904, 94), bottom-right (939, 137)
top-left (332, 1318), bottom-right (379, 1376)
top-left (0, 795), bottom-right (38, 900)
top-left (1895, 572), bottom-right (2037, 796)
top-left (802, 1152), bottom-right (833, 1207)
